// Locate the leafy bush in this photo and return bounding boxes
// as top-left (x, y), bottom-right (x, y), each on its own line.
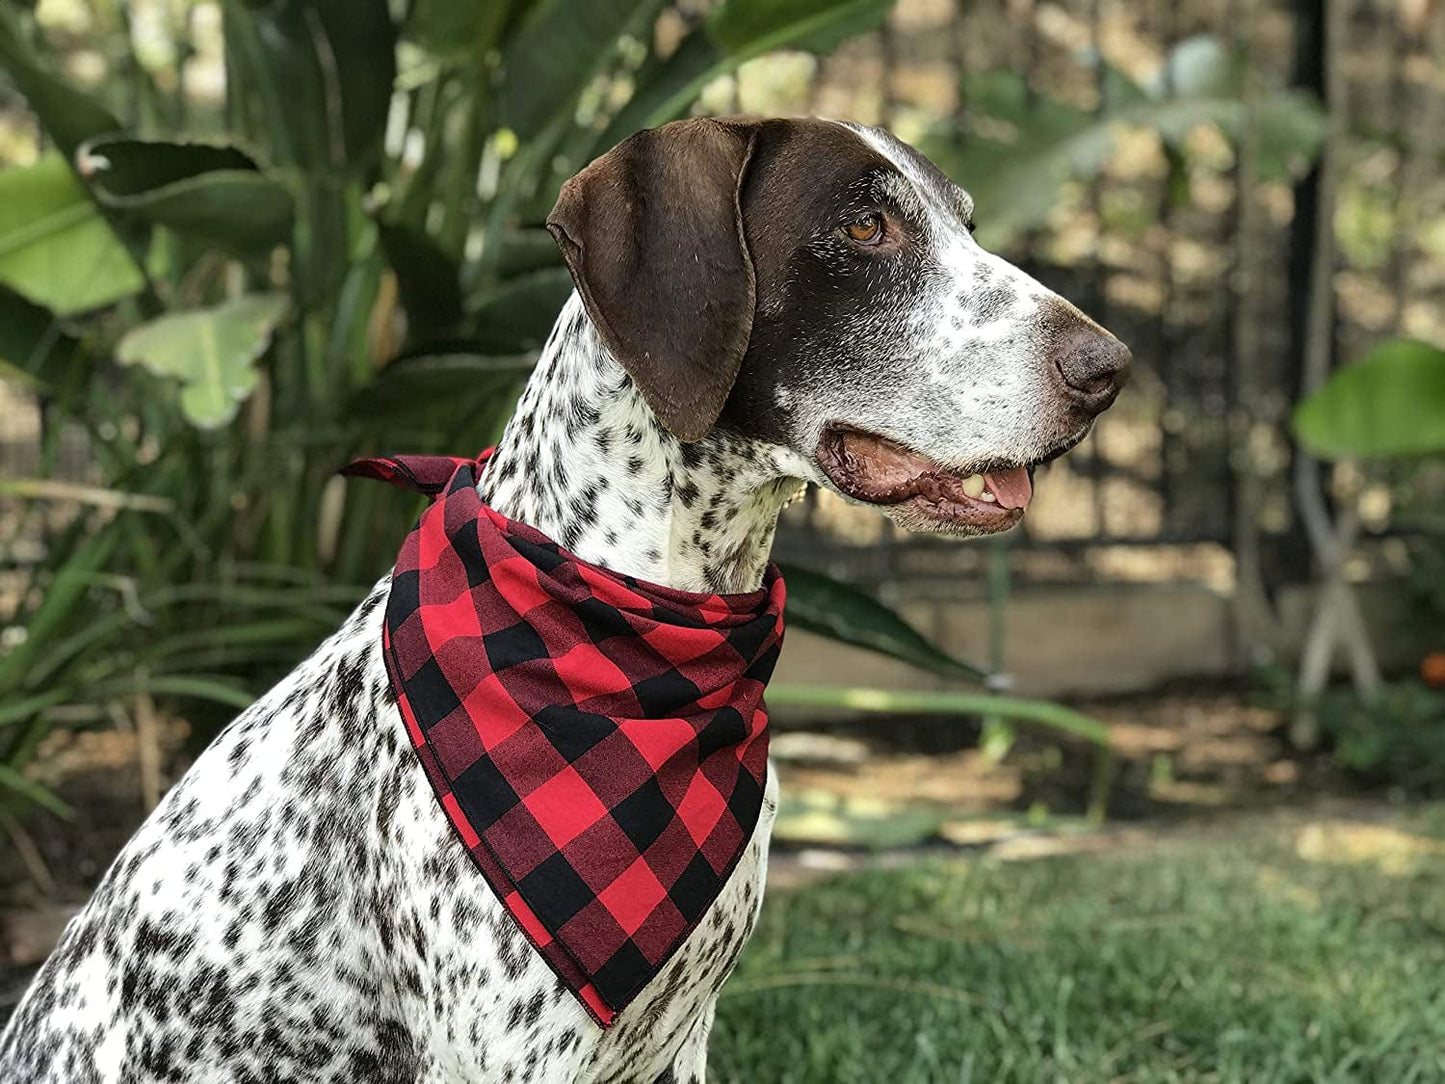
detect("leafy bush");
top-left (0, 0), bottom-right (904, 812)
top-left (1315, 681), bottom-right (1445, 790)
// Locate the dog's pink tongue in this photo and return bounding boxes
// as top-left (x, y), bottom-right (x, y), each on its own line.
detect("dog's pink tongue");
top-left (983, 467), bottom-right (1032, 510)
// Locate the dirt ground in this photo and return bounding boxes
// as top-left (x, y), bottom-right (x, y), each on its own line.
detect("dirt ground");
top-left (0, 683), bottom-right (1386, 1020)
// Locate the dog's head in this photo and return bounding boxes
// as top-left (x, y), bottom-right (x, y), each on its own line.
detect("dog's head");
top-left (547, 117), bottom-right (1130, 536)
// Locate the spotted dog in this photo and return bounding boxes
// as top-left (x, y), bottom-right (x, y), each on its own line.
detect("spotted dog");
top-left (1, 117), bottom-right (1129, 1082)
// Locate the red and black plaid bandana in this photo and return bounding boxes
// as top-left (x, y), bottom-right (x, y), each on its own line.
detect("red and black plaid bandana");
top-left (342, 451), bottom-right (784, 1027)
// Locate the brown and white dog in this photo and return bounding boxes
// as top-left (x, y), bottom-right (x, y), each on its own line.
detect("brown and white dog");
top-left (1, 118), bottom-right (1127, 1083)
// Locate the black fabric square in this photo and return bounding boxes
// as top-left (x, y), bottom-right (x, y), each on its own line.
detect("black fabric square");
top-left (743, 641), bottom-right (781, 685)
top-left (573, 595), bottom-right (635, 644)
top-left (518, 852), bottom-right (594, 929)
top-left (484, 621), bottom-right (550, 672)
top-left (668, 853), bottom-right (719, 924)
top-left (695, 707), bottom-right (747, 760)
top-left (591, 941), bottom-right (652, 1008)
top-left (632, 670), bottom-right (702, 717)
top-left (512, 536), bottom-right (567, 574)
top-left (452, 753), bottom-right (522, 831)
top-left (404, 656), bottom-right (463, 730)
top-left (726, 764), bottom-right (764, 835)
top-left (650, 602), bottom-right (705, 629)
top-left (610, 777), bottom-right (674, 853)
top-left (728, 616), bottom-right (774, 663)
top-left (450, 524), bottom-right (492, 589)
top-left (388, 567), bottom-right (421, 620)
top-left (533, 705), bottom-right (616, 763)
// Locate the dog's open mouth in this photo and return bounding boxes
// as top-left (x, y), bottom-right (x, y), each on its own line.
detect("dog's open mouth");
top-left (815, 424), bottom-right (1083, 534)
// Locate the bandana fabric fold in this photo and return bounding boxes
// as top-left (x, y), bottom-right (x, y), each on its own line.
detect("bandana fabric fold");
top-left (342, 451), bottom-right (784, 1027)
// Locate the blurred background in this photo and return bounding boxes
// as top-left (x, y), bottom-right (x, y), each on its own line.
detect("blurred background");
top-left (1, 0), bottom-right (1443, 1078)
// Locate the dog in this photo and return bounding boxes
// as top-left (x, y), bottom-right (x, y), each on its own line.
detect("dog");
top-left (0, 117), bottom-right (1128, 1082)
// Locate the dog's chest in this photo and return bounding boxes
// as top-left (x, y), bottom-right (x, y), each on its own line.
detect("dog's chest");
top-left (1, 582), bottom-right (774, 1083)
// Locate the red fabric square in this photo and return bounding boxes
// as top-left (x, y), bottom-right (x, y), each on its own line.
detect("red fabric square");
top-left (674, 775), bottom-right (727, 846)
top-left (597, 856), bottom-right (668, 937)
top-left (523, 766), bottom-right (609, 848)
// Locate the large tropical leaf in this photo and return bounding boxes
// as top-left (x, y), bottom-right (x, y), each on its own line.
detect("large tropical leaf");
top-left (378, 222), bottom-right (465, 338)
top-left (0, 8), bottom-right (122, 162)
top-left (469, 268), bottom-right (577, 354)
top-left (0, 156), bottom-right (145, 315)
top-left (0, 285), bottom-right (88, 395)
top-left (1292, 339), bottom-right (1445, 460)
top-left (354, 351), bottom-right (532, 446)
top-left (116, 294), bottom-right (291, 428)
top-left (498, 0), bottom-right (669, 139)
top-left (596, 0), bottom-right (894, 152)
top-left (407, 0), bottom-right (533, 62)
top-left (224, 0), bottom-right (397, 172)
top-left (780, 564), bottom-right (988, 682)
top-left (81, 137), bottom-right (295, 253)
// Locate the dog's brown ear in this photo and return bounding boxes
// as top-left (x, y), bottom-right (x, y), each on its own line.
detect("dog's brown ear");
top-left (547, 119), bottom-right (758, 443)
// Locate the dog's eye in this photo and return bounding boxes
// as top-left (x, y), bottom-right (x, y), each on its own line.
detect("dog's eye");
top-left (842, 213), bottom-right (883, 246)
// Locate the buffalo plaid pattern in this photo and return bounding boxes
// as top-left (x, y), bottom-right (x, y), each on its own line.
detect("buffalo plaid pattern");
top-left (342, 451), bottom-right (784, 1027)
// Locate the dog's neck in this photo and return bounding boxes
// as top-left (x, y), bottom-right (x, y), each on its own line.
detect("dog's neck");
top-left (479, 295), bottom-right (802, 594)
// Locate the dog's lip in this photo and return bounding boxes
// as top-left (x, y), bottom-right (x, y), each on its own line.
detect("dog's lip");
top-left (814, 424), bottom-right (1087, 531)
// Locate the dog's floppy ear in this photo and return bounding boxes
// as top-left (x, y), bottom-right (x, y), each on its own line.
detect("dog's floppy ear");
top-left (547, 119), bottom-right (758, 443)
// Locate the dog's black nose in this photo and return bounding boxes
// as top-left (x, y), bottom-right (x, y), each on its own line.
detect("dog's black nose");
top-left (1053, 327), bottom-right (1131, 414)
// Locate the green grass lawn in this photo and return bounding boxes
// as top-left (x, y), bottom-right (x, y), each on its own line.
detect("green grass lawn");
top-left (709, 809), bottom-right (1445, 1083)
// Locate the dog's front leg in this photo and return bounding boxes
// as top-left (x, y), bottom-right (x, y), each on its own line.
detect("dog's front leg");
top-left (655, 1003), bottom-right (715, 1084)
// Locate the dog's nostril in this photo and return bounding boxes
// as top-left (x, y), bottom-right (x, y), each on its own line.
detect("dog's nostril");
top-left (1056, 334), bottom-right (1131, 402)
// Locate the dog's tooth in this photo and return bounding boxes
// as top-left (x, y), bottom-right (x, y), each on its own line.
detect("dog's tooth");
top-left (979, 491), bottom-right (997, 502)
top-left (961, 473), bottom-right (986, 498)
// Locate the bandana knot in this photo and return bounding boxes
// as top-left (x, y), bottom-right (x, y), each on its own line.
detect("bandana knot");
top-left (343, 451), bottom-right (784, 1026)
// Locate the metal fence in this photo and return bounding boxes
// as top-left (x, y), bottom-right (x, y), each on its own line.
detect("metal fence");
top-left (739, 0), bottom-right (1444, 608)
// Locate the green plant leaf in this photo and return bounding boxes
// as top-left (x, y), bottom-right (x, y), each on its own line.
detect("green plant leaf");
top-left (81, 137), bottom-right (294, 253)
top-left (97, 674), bottom-right (258, 711)
top-left (1292, 339), bottom-right (1445, 460)
top-left (353, 351), bottom-right (531, 448)
top-left (0, 156), bottom-right (146, 315)
top-left (596, 0), bottom-right (893, 151)
top-left (766, 684), bottom-right (1110, 746)
top-left (0, 529), bottom-right (119, 692)
top-left (708, 0), bottom-right (894, 57)
top-left (407, 0), bottom-right (533, 61)
top-left (378, 222), bottom-right (464, 337)
top-left (0, 762), bottom-right (73, 818)
top-left (779, 564), bottom-right (988, 683)
top-left (225, 0), bottom-right (397, 172)
top-left (0, 7), bottom-right (122, 162)
top-left (498, 0), bottom-right (668, 139)
top-left (470, 268), bottom-right (576, 353)
top-left (0, 285), bottom-right (88, 395)
top-left (116, 294), bottom-right (290, 428)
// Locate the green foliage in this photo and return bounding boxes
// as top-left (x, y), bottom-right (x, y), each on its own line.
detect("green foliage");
top-left (0, 7), bottom-right (122, 161)
top-left (83, 137), bottom-right (295, 254)
top-left (1292, 338), bottom-right (1445, 460)
top-left (1314, 681), bottom-right (1445, 790)
top-left (116, 294), bottom-right (291, 427)
top-left (0, 155), bottom-right (145, 314)
top-left (778, 565), bottom-right (988, 683)
top-left (0, 0), bottom-right (922, 817)
top-left (921, 35), bottom-right (1327, 250)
